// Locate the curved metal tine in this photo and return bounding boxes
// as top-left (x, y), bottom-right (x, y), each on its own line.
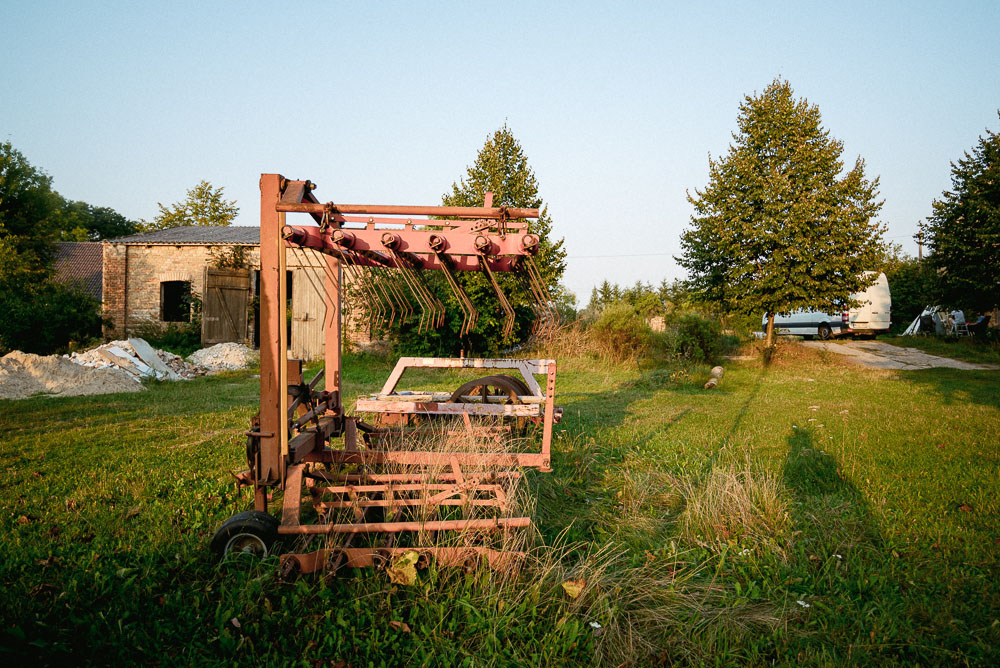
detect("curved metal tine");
top-left (387, 263), bottom-right (421, 331)
top-left (480, 256), bottom-right (516, 340)
top-left (334, 254), bottom-right (370, 332)
top-left (351, 261), bottom-right (384, 332)
top-left (436, 252), bottom-right (477, 337)
top-left (411, 265), bottom-right (446, 329)
top-left (382, 265), bottom-right (413, 326)
top-left (355, 263), bottom-right (386, 333)
top-left (513, 259), bottom-right (546, 335)
top-left (392, 252), bottom-right (431, 333)
top-left (526, 255), bottom-right (559, 335)
top-left (360, 264), bottom-right (391, 331)
top-left (349, 256), bottom-right (387, 334)
top-left (411, 266), bottom-right (444, 331)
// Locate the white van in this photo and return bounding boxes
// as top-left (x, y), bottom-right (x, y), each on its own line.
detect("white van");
top-left (763, 272), bottom-right (892, 340)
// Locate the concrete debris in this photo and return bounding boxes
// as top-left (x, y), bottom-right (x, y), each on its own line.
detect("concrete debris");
top-left (187, 343), bottom-right (258, 372)
top-left (69, 339), bottom-right (205, 380)
top-left (0, 350), bottom-right (144, 400)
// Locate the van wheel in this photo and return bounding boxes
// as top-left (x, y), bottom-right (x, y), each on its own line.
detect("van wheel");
top-left (817, 324), bottom-right (833, 340)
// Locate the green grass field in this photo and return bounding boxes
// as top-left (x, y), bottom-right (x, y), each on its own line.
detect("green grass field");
top-left (2, 344), bottom-right (998, 666)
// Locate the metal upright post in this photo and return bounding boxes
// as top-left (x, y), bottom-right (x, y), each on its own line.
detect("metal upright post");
top-left (324, 251), bottom-right (342, 409)
top-left (256, 174), bottom-right (284, 510)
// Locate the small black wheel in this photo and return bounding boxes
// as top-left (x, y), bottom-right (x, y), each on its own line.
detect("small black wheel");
top-left (211, 511), bottom-right (279, 559)
top-left (817, 324), bottom-right (833, 340)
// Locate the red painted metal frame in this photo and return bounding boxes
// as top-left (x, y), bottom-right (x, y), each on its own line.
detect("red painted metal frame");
top-left (250, 174), bottom-right (557, 572)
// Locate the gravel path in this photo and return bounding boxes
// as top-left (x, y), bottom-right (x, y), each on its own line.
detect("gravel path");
top-left (800, 340), bottom-right (1000, 371)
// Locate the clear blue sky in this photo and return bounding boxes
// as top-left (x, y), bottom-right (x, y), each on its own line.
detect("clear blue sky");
top-left (3, 1), bottom-right (998, 303)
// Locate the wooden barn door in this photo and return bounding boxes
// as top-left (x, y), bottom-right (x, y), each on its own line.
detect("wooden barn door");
top-left (202, 267), bottom-right (250, 345)
top-left (290, 265), bottom-right (327, 361)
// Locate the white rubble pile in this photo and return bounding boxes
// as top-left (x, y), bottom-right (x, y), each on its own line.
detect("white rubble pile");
top-left (187, 342), bottom-right (258, 372)
top-left (68, 338), bottom-right (206, 381)
top-left (0, 350), bottom-right (144, 400)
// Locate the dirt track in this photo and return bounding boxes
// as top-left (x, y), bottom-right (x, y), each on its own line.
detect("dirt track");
top-left (800, 340), bottom-right (1000, 371)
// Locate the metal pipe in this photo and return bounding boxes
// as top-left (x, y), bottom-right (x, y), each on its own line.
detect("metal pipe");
top-left (276, 202), bottom-right (539, 219)
top-left (277, 517), bottom-right (531, 535)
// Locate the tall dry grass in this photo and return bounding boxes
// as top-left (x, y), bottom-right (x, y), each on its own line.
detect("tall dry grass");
top-left (675, 462), bottom-right (791, 556)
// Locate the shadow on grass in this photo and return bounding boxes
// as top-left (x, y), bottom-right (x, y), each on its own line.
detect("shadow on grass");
top-left (896, 367), bottom-right (1000, 411)
top-left (782, 427), bottom-right (882, 549)
top-left (533, 365), bottom-right (698, 542)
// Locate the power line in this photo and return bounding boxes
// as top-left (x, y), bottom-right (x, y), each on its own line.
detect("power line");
top-left (568, 252), bottom-right (674, 259)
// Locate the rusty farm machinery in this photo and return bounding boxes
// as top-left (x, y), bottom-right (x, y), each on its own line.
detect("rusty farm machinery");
top-left (210, 174), bottom-right (561, 577)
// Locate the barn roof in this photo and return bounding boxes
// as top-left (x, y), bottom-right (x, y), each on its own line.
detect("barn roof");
top-left (53, 242), bottom-right (104, 301)
top-left (109, 226), bottom-right (260, 245)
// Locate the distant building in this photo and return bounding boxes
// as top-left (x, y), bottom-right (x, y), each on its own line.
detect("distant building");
top-left (101, 226), bottom-right (367, 360)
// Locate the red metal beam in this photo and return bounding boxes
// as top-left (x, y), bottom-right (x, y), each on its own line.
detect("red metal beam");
top-left (276, 201), bottom-right (539, 220)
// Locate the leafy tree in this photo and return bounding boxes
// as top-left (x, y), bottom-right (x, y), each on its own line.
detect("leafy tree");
top-left (392, 125), bottom-right (566, 354)
top-left (145, 180), bottom-right (238, 230)
top-left (921, 117), bottom-right (1000, 313)
top-left (0, 140), bottom-right (62, 264)
top-left (55, 199), bottom-right (139, 240)
top-left (678, 79), bottom-right (885, 346)
top-left (0, 142), bottom-right (103, 353)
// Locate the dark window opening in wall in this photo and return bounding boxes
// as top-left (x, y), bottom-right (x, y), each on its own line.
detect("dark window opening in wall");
top-left (161, 280), bottom-right (191, 322)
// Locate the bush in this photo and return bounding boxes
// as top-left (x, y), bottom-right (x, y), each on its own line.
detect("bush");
top-left (589, 303), bottom-right (652, 361)
top-left (673, 313), bottom-right (724, 362)
top-left (0, 280), bottom-right (104, 355)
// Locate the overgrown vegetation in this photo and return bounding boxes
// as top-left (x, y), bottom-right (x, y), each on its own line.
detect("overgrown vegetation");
top-left (0, 141), bottom-right (126, 355)
top-left (4, 342), bottom-right (996, 665)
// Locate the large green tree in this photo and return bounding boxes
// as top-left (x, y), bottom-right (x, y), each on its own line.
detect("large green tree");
top-left (56, 199), bottom-right (139, 241)
top-left (920, 117), bottom-right (1000, 313)
top-left (0, 142), bottom-right (103, 353)
top-left (145, 180), bottom-right (238, 230)
top-left (678, 79), bottom-right (885, 346)
top-left (391, 125), bottom-right (566, 355)
top-left (0, 140), bottom-right (62, 264)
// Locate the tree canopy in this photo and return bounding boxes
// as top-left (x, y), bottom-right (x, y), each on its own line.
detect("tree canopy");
top-left (55, 200), bottom-right (139, 241)
top-left (677, 79), bottom-right (885, 345)
top-left (146, 180), bottom-right (238, 230)
top-left (0, 141), bottom-right (103, 353)
top-left (391, 124), bottom-right (566, 355)
top-left (921, 117), bottom-right (1000, 313)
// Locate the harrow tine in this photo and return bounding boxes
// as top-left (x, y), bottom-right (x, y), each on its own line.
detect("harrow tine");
top-left (525, 255), bottom-right (559, 336)
top-left (390, 252), bottom-right (432, 333)
top-left (480, 257), bottom-right (516, 340)
top-left (434, 251), bottom-right (478, 337)
top-left (412, 266), bottom-right (447, 329)
top-left (369, 266), bottom-right (401, 328)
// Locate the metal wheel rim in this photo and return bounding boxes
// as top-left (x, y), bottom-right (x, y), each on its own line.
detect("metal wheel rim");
top-left (224, 532), bottom-right (269, 558)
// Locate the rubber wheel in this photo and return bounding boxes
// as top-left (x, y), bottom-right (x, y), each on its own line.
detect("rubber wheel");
top-left (817, 324), bottom-right (833, 341)
top-left (210, 511), bottom-right (279, 559)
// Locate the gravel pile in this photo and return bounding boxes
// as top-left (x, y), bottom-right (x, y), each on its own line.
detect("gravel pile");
top-left (187, 343), bottom-right (258, 372)
top-left (0, 351), bottom-right (144, 400)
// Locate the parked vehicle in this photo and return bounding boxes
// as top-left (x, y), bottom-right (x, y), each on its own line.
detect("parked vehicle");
top-left (762, 272), bottom-right (892, 340)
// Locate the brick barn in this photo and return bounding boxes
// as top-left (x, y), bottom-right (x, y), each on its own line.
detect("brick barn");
top-left (101, 226), bottom-right (364, 360)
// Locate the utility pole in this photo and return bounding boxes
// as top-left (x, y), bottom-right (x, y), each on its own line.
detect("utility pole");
top-left (916, 228), bottom-right (923, 262)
